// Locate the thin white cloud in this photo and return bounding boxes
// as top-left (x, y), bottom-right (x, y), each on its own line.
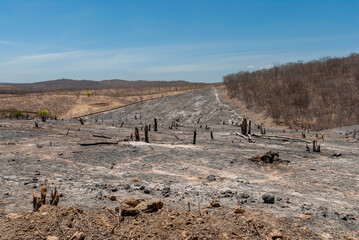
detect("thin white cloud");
top-left (147, 52), bottom-right (267, 73)
top-left (148, 64), bottom-right (202, 73)
top-left (19, 51), bottom-right (85, 61)
top-left (2, 49), bottom-right (149, 67)
top-left (2, 50), bottom-right (87, 65)
top-left (0, 42), bottom-right (291, 82)
top-left (0, 40), bottom-right (16, 46)
top-left (147, 62), bottom-right (249, 73)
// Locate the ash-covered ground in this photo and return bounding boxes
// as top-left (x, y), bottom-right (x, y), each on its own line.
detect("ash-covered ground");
top-left (0, 87), bottom-right (358, 238)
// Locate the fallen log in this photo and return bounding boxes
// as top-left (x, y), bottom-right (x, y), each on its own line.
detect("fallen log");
top-left (251, 134), bottom-right (311, 143)
top-left (172, 134), bottom-right (182, 141)
top-left (233, 132), bottom-right (253, 142)
top-left (93, 134), bottom-right (112, 139)
top-left (79, 141), bottom-right (118, 146)
top-left (264, 135), bottom-right (310, 143)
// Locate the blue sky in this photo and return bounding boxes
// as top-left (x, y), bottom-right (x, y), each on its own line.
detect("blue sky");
top-left (0, 0), bottom-right (358, 83)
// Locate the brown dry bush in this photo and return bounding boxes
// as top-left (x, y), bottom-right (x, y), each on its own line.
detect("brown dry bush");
top-left (223, 53), bottom-right (359, 130)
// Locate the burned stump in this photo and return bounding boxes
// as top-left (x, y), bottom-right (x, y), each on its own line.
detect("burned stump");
top-left (154, 118), bottom-right (158, 132)
top-left (193, 129), bottom-right (197, 144)
top-left (144, 125), bottom-right (149, 143)
top-left (135, 127), bottom-right (140, 141)
top-left (33, 185), bottom-right (60, 211)
top-left (241, 116), bottom-right (247, 135)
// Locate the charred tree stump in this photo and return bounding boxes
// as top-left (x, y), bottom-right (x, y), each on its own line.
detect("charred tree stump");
top-left (35, 122), bottom-right (39, 129)
top-left (313, 140), bottom-right (320, 152)
top-left (241, 116), bottom-right (248, 135)
top-left (193, 129), bottom-right (197, 144)
top-left (149, 124), bottom-right (151, 131)
top-left (33, 185), bottom-right (60, 211)
top-left (135, 127), bottom-right (140, 141)
top-left (210, 131), bottom-right (214, 140)
top-left (41, 116), bottom-right (46, 122)
top-left (50, 186), bottom-right (60, 206)
top-left (260, 125), bottom-right (266, 134)
top-left (145, 125), bottom-right (149, 143)
top-left (40, 185), bottom-right (47, 205)
top-left (79, 118), bottom-right (85, 125)
top-left (154, 118), bottom-right (158, 132)
top-left (32, 192), bottom-right (38, 211)
top-left (248, 119), bottom-right (252, 135)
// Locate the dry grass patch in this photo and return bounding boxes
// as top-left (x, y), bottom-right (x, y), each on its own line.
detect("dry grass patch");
top-left (0, 86), bottom-right (208, 119)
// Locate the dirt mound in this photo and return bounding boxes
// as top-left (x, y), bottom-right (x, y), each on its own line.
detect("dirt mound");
top-left (0, 202), bottom-right (318, 240)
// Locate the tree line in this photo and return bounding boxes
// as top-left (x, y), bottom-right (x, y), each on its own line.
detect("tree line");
top-left (223, 53), bottom-right (359, 129)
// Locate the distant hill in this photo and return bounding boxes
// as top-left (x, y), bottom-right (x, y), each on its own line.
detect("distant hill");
top-left (0, 79), bottom-right (207, 93)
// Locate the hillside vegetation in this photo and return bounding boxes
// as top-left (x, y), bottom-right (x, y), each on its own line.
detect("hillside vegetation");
top-left (223, 53), bottom-right (359, 129)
